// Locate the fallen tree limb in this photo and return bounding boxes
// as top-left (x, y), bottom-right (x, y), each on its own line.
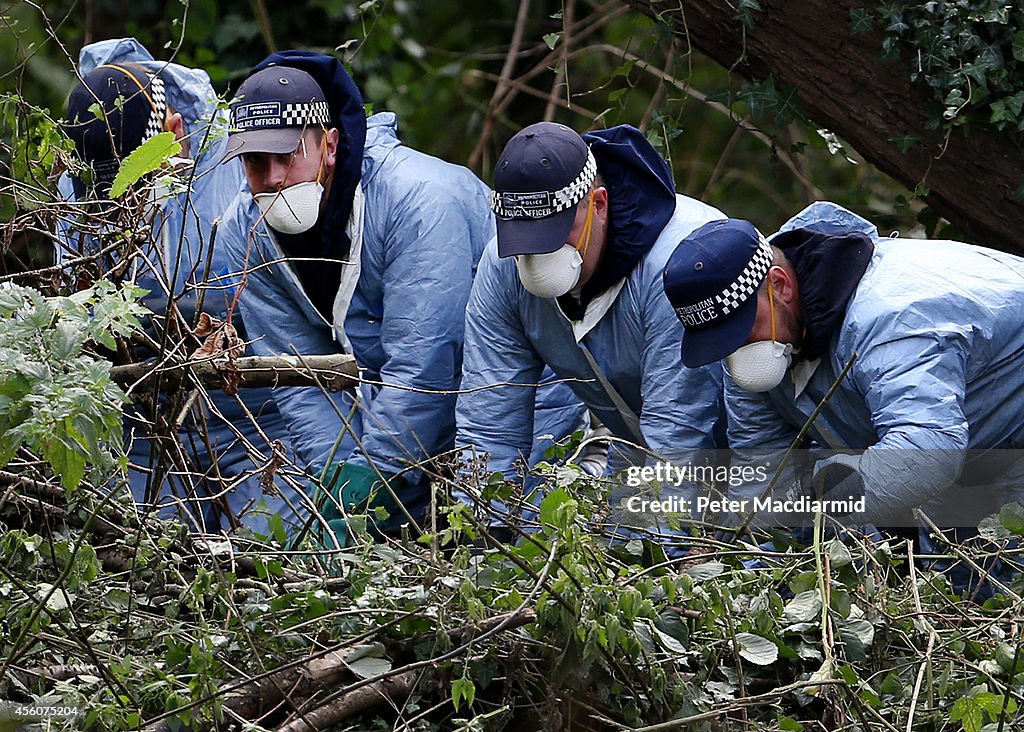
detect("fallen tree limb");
top-left (277, 671), bottom-right (418, 732)
top-left (109, 353), bottom-right (360, 392)
top-left (143, 608), bottom-right (537, 731)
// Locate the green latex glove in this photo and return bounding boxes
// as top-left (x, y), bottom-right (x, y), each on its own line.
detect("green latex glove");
top-left (315, 462), bottom-right (403, 547)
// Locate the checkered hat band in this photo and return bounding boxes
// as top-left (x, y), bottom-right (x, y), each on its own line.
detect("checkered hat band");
top-left (231, 100), bottom-right (330, 130)
top-left (490, 149), bottom-right (597, 219)
top-left (674, 236), bottom-right (773, 329)
top-left (142, 75), bottom-right (167, 143)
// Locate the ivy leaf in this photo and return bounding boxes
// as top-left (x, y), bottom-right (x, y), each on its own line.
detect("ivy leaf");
top-left (849, 8), bottom-right (873, 34)
top-left (736, 632), bottom-right (778, 665)
top-left (889, 133), bottom-right (920, 153)
top-left (109, 131), bottom-right (181, 198)
top-left (543, 33), bottom-right (561, 50)
top-left (1014, 31), bottom-right (1024, 62)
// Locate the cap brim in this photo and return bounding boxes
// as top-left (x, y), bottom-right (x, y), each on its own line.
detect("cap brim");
top-left (680, 293), bottom-right (759, 368)
top-left (222, 127), bottom-right (304, 163)
top-left (496, 207), bottom-right (576, 257)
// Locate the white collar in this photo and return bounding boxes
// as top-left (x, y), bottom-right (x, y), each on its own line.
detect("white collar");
top-left (791, 357), bottom-right (820, 398)
top-left (566, 279), bottom-right (628, 342)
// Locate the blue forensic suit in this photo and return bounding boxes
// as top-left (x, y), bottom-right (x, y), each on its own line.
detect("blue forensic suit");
top-left (455, 126), bottom-right (727, 537)
top-left (727, 202), bottom-right (1024, 529)
top-left (57, 38), bottom-right (293, 534)
top-left (221, 49), bottom-right (515, 530)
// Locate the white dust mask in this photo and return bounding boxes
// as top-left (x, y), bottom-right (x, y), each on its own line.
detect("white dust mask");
top-left (254, 180), bottom-right (324, 235)
top-left (253, 135), bottom-right (327, 235)
top-left (515, 244), bottom-right (583, 298)
top-left (514, 191), bottom-right (595, 299)
top-left (726, 340), bottom-right (793, 392)
top-left (725, 274), bottom-right (795, 392)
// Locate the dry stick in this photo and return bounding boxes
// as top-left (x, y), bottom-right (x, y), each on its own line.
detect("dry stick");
top-left (997, 624), bottom-right (1024, 732)
top-left (466, 69), bottom-right (599, 119)
top-left (543, 0), bottom-right (576, 122)
top-left (0, 481), bottom-right (128, 685)
top-left (915, 510), bottom-right (1023, 603)
top-left (621, 678), bottom-right (850, 732)
top-left (469, 0), bottom-right (532, 172)
top-left (468, 1), bottom-right (630, 170)
top-left (638, 42), bottom-right (675, 132)
top-left (906, 539), bottom-right (937, 718)
top-left (570, 43), bottom-right (821, 195)
top-left (142, 606), bottom-right (536, 731)
top-left (109, 353), bottom-right (360, 392)
top-left (732, 353), bottom-right (859, 542)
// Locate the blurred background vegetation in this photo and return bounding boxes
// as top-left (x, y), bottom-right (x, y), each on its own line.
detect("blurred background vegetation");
top-left (0, 0), bottom-right (924, 239)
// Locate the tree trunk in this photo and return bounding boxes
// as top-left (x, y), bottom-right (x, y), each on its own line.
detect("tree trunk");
top-left (624, 0), bottom-right (1024, 253)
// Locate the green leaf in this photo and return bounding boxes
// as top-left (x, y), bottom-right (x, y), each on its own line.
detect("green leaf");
top-left (849, 8), bottom-right (873, 34)
top-left (540, 487), bottom-right (572, 527)
top-left (683, 561), bottom-right (725, 581)
top-left (826, 539), bottom-right (852, 568)
top-left (952, 693), bottom-right (986, 732)
top-left (452, 676), bottom-right (476, 710)
top-left (837, 617), bottom-right (875, 659)
top-left (783, 590), bottom-right (822, 624)
top-left (736, 632), bottom-right (778, 665)
top-left (109, 131), bottom-right (181, 198)
top-left (543, 32), bottom-right (560, 50)
top-left (651, 622), bottom-right (687, 656)
top-left (999, 503), bottom-right (1024, 535)
top-left (778, 715), bottom-right (803, 731)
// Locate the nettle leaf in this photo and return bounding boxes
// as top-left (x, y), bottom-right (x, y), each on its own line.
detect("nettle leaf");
top-left (783, 590), bottom-right (822, 624)
top-left (736, 632), bottom-right (779, 665)
top-left (109, 132), bottom-right (181, 198)
top-left (998, 502), bottom-right (1024, 535)
top-left (683, 561), bottom-right (725, 581)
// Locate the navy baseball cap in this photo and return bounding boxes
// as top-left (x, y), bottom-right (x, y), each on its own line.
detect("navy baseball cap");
top-left (490, 122), bottom-right (597, 257)
top-left (663, 219), bottom-right (774, 367)
top-left (224, 65), bottom-right (332, 162)
top-left (64, 63), bottom-right (168, 190)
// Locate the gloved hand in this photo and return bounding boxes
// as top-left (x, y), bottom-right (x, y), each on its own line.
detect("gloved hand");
top-left (811, 461), bottom-right (863, 517)
top-left (314, 461), bottom-right (405, 547)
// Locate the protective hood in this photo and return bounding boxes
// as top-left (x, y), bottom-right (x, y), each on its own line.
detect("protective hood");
top-left (567, 125), bottom-right (675, 315)
top-left (769, 227), bottom-right (874, 362)
top-left (76, 37), bottom-right (228, 183)
top-left (251, 50), bottom-right (367, 270)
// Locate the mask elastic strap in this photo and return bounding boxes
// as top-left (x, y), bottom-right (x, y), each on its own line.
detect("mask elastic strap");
top-left (576, 191), bottom-right (595, 257)
top-left (315, 132), bottom-right (328, 186)
top-left (767, 271), bottom-right (778, 343)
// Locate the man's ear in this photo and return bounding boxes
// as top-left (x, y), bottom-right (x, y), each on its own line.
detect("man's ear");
top-left (166, 112), bottom-right (186, 141)
top-left (767, 265), bottom-right (797, 305)
top-left (324, 127), bottom-right (341, 169)
top-left (592, 185), bottom-right (609, 223)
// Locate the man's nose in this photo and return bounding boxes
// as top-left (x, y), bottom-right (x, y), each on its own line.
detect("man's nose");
top-left (264, 158), bottom-right (291, 190)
